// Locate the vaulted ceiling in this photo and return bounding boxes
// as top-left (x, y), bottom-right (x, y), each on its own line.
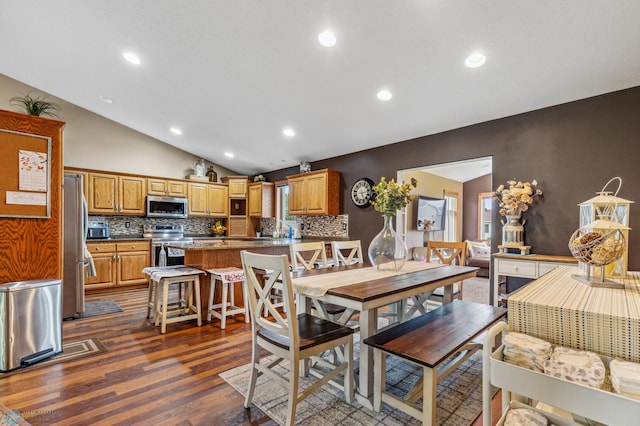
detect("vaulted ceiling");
top-left (2, 1), bottom-right (639, 175)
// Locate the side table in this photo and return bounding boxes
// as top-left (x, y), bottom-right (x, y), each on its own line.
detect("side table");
top-left (492, 253), bottom-right (577, 307)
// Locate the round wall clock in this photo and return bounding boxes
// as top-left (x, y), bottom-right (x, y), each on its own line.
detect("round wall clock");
top-left (351, 177), bottom-right (375, 208)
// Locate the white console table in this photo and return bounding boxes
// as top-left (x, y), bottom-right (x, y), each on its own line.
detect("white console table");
top-left (492, 253), bottom-right (577, 307)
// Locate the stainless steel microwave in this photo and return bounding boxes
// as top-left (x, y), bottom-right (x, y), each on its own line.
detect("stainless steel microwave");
top-left (146, 196), bottom-right (188, 218)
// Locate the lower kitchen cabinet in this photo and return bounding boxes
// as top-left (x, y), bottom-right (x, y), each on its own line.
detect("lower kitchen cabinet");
top-left (86, 241), bottom-right (150, 290)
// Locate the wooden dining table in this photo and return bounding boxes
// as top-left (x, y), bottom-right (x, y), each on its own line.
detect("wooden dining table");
top-left (290, 261), bottom-right (479, 407)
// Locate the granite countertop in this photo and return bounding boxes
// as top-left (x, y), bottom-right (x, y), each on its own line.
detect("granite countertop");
top-left (165, 238), bottom-right (299, 250)
top-left (87, 235), bottom-right (349, 245)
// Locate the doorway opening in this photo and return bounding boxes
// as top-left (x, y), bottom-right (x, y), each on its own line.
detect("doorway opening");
top-left (397, 156), bottom-right (493, 249)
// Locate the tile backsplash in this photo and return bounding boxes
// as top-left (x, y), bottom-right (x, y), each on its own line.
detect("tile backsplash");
top-left (91, 214), bottom-right (349, 238)
top-left (260, 215), bottom-right (349, 239)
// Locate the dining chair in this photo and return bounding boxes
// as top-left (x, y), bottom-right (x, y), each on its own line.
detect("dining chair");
top-left (240, 251), bottom-right (354, 426)
top-left (331, 240), bottom-right (363, 266)
top-left (290, 241), bottom-right (347, 321)
top-left (405, 240), bottom-right (468, 318)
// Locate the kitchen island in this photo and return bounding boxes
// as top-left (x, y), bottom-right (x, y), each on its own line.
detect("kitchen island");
top-left (164, 239), bottom-right (317, 320)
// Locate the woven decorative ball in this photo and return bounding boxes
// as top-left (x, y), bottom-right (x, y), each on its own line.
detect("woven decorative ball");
top-left (568, 228), bottom-right (625, 266)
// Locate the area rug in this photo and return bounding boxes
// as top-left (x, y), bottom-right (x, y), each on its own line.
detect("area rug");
top-left (1, 337), bottom-right (106, 375)
top-left (220, 350), bottom-right (494, 425)
top-left (78, 299), bottom-right (123, 318)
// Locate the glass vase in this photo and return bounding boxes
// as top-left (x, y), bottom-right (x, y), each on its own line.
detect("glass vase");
top-left (368, 215), bottom-right (408, 271)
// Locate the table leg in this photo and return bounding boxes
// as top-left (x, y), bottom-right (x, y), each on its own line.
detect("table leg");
top-left (358, 308), bottom-right (376, 406)
top-left (422, 366), bottom-right (437, 425)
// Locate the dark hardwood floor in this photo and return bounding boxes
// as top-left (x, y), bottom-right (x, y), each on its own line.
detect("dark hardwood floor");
top-left (0, 288), bottom-right (501, 425)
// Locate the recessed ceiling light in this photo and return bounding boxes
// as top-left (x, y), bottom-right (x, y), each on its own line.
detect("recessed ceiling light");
top-left (318, 31), bottom-right (337, 47)
top-left (123, 51), bottom-right (141, 65)
top-left (283, 127), bottom-right (295, 137)
top-left (170, 127), bottom-right (182, 135)
top-left (377, 89), bottom-right (392, 101)
top-left (99, 95), bottom-right (114, 104)
top-left (465, 52), bottom-right (486, 68)
top-left (224, 152), bottom-right (234, 158)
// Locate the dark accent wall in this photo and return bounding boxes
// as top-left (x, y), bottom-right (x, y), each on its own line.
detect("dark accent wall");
top-left (265, 86), bottom-right (640, 270)
top-left (463, 174), bottom-right (492, 241)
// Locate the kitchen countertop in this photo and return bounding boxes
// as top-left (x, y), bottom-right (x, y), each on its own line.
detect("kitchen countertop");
top-left (165, 238), bottom-right (303, 250)
top-left (87, 235), bottom-right (349, 244)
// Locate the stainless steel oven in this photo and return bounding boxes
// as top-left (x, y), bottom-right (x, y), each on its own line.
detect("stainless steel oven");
top-left (143, 224), bottom-right (193, 266)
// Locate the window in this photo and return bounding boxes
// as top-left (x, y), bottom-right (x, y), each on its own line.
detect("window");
top-left (443, 191), bottom-right (458, 242)
top-left (276, 183), bottom-right (296, 233)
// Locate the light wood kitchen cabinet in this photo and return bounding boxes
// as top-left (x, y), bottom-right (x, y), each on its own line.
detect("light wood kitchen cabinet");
top-left (188, 182), bottom-right (229, 217)
top-left (224, 176), bottom-right (248, 198)
top-left (85, 241), bottom-right (150, 290)
top-left (287, 169), bottom-right (340, 216)
top-left (88, 172), bottom-right (146, 215)
top-left (147, 178), bottom-right (187, 197)
top-left (116, 241), bottom-right (151, 286)
top-left (248, 182), bottom-right (274, 217)
top-left (85, 243), bottom-right (117, 289)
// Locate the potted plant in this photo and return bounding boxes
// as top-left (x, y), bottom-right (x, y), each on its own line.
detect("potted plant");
top-left (10, 92), bottom-right (61, 118)
top-left (368, 177), bottom-right (417, 270)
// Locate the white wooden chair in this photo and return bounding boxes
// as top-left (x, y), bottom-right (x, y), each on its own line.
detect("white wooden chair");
top-left (405, 241), bottom-right (467, 318)
top-left (331, 240), bottom-right (363, 266)
top-left (290, 241), bottom-right (346, 321)
top-left (240, 251), bottom-right (354, 426)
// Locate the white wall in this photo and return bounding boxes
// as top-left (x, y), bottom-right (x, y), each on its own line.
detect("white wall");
top-left (0, 73), bottom-right (236, 180)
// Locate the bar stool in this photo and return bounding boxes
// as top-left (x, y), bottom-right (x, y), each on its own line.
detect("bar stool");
top-left (143, 266), bottom-right (204, 334)
top-left (206, 267), bottom-right (249, 329)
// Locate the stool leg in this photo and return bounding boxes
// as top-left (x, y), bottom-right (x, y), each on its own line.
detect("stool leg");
top-left (154, 280), bottom-right (162, 325)
top-left (194, 276), bottom-right (202, 326)
top-left (147, 280), bottom-right (153, 318)
top-left (221, 281), bottom-right (228, 329)
top-left (160, 280), bottom-right (169, 334)
top-left (207, 278), bottom-right (216, 322)
top-left (242, 280), bottom-right (250, 323)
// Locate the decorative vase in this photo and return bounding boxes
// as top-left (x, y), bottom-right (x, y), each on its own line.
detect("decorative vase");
top-left (368, 215), bottom-right (408, 271)
top-left (501, 214), bottom-right (525, 247)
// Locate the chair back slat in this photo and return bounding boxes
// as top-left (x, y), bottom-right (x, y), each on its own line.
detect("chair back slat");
top-left (241, 251), bottom-right (297, 343)
top-left (426, 241), bottom-right (467, 266)
top-left (290, 241), bottom-right (328, 270)
top-left (331, 240), bottom-right (363, 266)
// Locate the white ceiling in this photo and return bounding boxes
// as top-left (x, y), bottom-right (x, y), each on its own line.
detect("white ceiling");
top-left (2, 1), bottom-right (640, 176)
top-left (419, 157), bottom-right (493, 183)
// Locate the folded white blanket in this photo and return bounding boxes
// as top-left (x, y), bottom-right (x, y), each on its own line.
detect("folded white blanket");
top-left (503, 332), bottom-right (552, 372)
top-left (504, 407), bottom-right (548, 426)
top-left (544, 346), bottom-right (605, 389)
top-left (610, 359), bottom-right (640, 399)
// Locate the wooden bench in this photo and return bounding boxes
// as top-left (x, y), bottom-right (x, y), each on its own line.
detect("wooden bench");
top-left (363, 300), bottom-right (507, 425)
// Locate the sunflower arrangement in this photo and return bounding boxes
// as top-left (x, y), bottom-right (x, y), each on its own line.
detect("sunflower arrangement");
top-left (371, 177), bottom-right (418, 217)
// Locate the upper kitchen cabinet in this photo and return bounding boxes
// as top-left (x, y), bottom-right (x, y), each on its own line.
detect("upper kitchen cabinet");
top-left (88, 172), bottom-right (146, 215)
top-left (147, 178), bottom-right (187, 197)
top-left (248, 182), bottom-right (274, 218)
top-left (223, 176), bottom-right (248, 198)
top-left (287, 169), bottom-right (340, 216)
top-left (188, 182), bottom-right (228, 217)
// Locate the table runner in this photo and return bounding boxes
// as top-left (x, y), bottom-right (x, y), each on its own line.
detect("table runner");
top-left (508, 266), bottom-right (640, 362)
top-left (292, 261), bottom-right (444, 297)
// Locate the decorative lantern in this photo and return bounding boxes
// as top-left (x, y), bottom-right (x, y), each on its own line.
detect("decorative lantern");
top-left (577, 177), bottom-right (632, 278)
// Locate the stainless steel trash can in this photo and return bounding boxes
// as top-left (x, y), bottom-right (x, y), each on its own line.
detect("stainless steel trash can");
top-left (0, 279), bottom-right (62, 372)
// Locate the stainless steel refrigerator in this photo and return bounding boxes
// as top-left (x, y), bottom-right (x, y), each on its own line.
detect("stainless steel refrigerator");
top-left (63, 173), bottom-right (87, 319)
